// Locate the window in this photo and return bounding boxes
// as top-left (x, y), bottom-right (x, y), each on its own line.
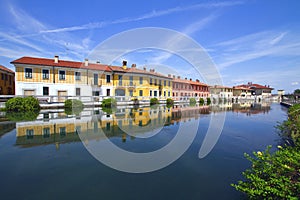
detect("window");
top-left (75, 72), bottom-right (81, 81)
top-left (164, 80), bottom-right (166, 86)
top-left (106, 123), bottom-right (111, 131)
top-left (25, 68), bottom-right (32, 79)
top-left (129, 90), bottom-right (133, 96)
top-left (92, 91), bottom-right (99, 96)
top-left (139, 90), bottom-right (143, 96)
top-left (129, 76), bottom-right (133, 86)
top-left (59, 127), bottom-right (66, 136)
top-left (43, 87), bottom-right (49, 96)
top-left (139, 77), bottom-right (143, 84)
top-left (42, 69), bottom-right (49, 79)
top-left (26, 129), bottom-right (34, 139)
top-left (1, 73), bottom-right (3, 80)
top-left (154, 91), bottom-right (157, 97)
top-left (9, 76), bottom-right (12, 85)
top-left (94, 74), bottom-right (98, 85)
top-left (76, 88), bottom-right (81, 96)
top-left (106, 74), bottom-right (111, 83)
top-left (164, 91), bottom-right (166, 96)
top-left (159, 80), bottom-right (162, 86)
top-left (168, 91), bottom-right (171, 97)
top-left (168, 81), bottom-right (170, 87)
top-left (59, 70), bottom-right (65, 80)
top-left (150, 90), bottom-right (152, 96)
top-left (43, 128), bottom-right (50, 138)
top-left (154, 79), bottom-right (157, 86)
top-left (118, 75), bottom-right (123, 86)
top-left (150, 78), bottom-right (152, 85)
top-left (107, 89), bottom-right (110, 96)
top-left (5, 74), bottom-right (7, 81)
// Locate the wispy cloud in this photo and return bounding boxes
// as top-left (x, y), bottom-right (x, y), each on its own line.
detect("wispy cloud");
top-left (33, 1), bottom-right (243, 34)
top-left (212, 30), bottom-right (300, 69)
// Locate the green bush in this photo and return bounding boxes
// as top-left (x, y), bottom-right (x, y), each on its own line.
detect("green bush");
top-left (207, 97), bottom-right (211, 105)
top-left (166, 98), bottom-right (174, 105)
top-left (64, 99), bottom-right (84, 115)
top-left (150, 98), bottom-right (159, 105)
top-left (232, 145), bottom-right (300, 199)
top-left (5, 96), bottom-right (40, 112)
top-left (189, 98), bottom-right (196, 106)
top-left (101, 98), bottom-right (117, 108)
top-left (199, 98), bottom-right (204, 105)
top-left (6, 111), bottom-right (39, 122)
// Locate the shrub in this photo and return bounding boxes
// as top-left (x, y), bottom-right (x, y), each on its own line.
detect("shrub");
top-left (6, 111), bottom-right (39, 122)
top-left (189, 98), bottom-right (196, 106)
top-left (199, 98), bottom-right (204, 105)
top-left (5, 96), bottom-right (40, 112)
top-left (101, 98), bottom-right (117, 108)
top-left (232, 145), bottom-right (300, 199)
top-left (166, 98), bottom-right (174, 105)
top-left (64, 99), bottom-right (84, 115)
top-left (207, 97), bottom-right (211, 105)
top-left (150, 98), bottom-right (159, 105)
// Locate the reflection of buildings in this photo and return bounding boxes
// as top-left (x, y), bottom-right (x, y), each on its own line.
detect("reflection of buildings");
top-left (14, 102), bottom-right (272, 147)
top-left (15, 106), bottom-right (172, 147)
top-left (0, 121), bottom-right (15, 137)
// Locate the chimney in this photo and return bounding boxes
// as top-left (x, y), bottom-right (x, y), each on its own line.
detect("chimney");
top-left (122, 60), bottom-right (127, 69)
top-left (149, 69), bottom-right (155, 73)
top-left (173, 75), bottom-right (176, 79)
top-left (185, 77), bottom-right (187, 80)
top-left (96, 60), bottom-right (100, 64)
top-left (131, 64), bottom-right (136, 68)
top-left (54, 55), bottom-right (59, 63)
top-left (143, 67), bottom-right (146, 71)
top-left (177, 76), bottom-right (180, 79)
top-left (196, 79), bottom-right (199, 82)
top-left (84, 58), bottom-right (89, 67)
top-left (168, 74), bottom-right (171, 78)
top-left (190, 78), bottom-right (192, 81)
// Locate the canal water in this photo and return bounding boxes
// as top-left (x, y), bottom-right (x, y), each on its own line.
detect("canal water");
top-left (0, 103), bottom-right (287, 200)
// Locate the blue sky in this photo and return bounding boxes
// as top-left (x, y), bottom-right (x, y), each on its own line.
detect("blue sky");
top-left (0, 0), bottom-right (300, 93)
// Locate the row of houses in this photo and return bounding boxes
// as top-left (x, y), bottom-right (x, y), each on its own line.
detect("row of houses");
top-left (0, 55), bottom-right (273, 102)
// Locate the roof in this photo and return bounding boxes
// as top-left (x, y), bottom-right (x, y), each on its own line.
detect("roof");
top-left (0, 65), bottom-right (14, 74)
top-left (11, 56), bottom-right (112, 72)
top-left (110, 66), bottom-right (171, 79)
top-left (172, 78), bottom-right (208, 86)
top-left (236, 83), bottom-right (273, 90)
top-left (209, 85), bottom-right (232, 89)
top-left (233, 86), bottom-right (252, 90)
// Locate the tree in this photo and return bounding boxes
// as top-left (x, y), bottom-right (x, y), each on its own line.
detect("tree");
top-left (294, 89), bottom-right (300, 94)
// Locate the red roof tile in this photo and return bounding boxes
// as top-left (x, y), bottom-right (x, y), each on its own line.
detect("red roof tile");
top-left (172, 78), bottom-right (208, 86)
top-left (11, 56), bottom-right (112, 72)
top-left (0, 65), bottom-right (14, 74)
top-left (236, 83), bottom-right (273, 90)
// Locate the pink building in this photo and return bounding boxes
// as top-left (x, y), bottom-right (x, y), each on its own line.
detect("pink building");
top-left (171, 76), bottom-right (209, 101)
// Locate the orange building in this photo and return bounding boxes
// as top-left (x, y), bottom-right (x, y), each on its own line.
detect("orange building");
top-left (0, 65), bottom-right (15, 95)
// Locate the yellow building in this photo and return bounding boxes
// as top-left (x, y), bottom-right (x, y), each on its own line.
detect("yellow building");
top-left (11, 56), bottom-right (113, 100)
top-left (0, 65), bottom-right (15, 95)
top-left (110, 61), bottom-right (172, 101)
top-left (11, 56), bottom-right (172, 102)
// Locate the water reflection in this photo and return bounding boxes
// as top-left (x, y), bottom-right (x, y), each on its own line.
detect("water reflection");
top-left (8, 102), bottom-right (272, 148)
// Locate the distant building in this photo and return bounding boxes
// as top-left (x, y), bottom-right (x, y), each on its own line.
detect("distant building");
top-left (235, 82), bottom-right (273, 98)
top-left (277, 89), bottom-right (285, 96)
top-left (233, 86), bottom-right (252, 98)
top-left (0, 65), bottom-right (15, 95)
top-left (172, 76), bottom-right (209, 101)
top-left (209, 85), bottom-right (233, 99)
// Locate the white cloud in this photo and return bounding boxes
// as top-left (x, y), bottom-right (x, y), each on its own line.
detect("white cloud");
top-left (292, 82), bottom-right (299, 85)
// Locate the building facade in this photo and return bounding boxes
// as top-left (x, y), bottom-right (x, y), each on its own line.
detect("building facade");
top-left (172, 76), bottom-right (209, 101)
top-left (235, 82), bottom-right (273, 98)
top-left (233, 86), bottom-right (252, 98)
top-left (11, 56), bottom-right (172, 102)
top-left (0, 65), bottom-right (15, 95)
top-left (209, 85), bottom-right (233, 99)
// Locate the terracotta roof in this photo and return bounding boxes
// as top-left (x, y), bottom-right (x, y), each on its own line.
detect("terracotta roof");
top-left (210, 85), bottom-right (232, 89)
top-left (11, 56), bottom-right (112, 72)
top-left (0, 65), bottom-right (14, 74)
top-left (172, 78), bottom-right (208, 86)
top-left (109, 66), bottom-right (171, 79)
top-left (236, 83), bottom-right (273, 90)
